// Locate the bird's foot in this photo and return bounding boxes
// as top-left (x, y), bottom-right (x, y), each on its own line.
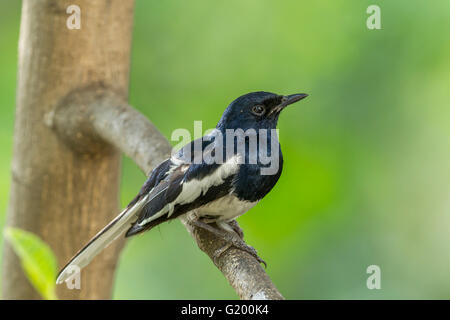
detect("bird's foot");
top-left (215, 240), bottom-right (267, 268)
top-left (188, 219), bottom-right (266, 268)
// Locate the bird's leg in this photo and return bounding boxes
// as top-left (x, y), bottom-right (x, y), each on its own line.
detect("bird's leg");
top-left (188, 219), bottom-right (266, 267)
top-left (227, 219), bottom-right (244, 239)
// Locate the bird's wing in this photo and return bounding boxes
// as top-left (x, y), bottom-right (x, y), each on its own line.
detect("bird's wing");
top-left (125, 141), bottom-right (241, 236)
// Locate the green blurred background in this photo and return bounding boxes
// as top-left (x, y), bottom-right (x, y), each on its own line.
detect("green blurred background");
top-left (1, 0), bottom-right (450, 299)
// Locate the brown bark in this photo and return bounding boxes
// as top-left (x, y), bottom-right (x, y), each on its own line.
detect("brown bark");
top-left (2, 0), bottom-right (135, 299)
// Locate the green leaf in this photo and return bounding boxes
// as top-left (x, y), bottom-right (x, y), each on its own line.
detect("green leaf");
top-left (4, 228), bottom-right (58, 300)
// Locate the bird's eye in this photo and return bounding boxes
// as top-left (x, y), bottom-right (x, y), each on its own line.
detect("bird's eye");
top-left (251, 105), bottom-right (265, 116)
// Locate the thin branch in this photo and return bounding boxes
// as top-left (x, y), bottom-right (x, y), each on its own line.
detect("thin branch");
top-left (50, 87), bottom-right (284, 300)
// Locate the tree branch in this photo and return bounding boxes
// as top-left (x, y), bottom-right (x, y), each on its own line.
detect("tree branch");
top-left (50, 87), bottom-right (284, 300)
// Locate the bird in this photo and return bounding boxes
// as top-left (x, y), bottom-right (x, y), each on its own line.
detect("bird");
top-left (56, 91), bottom-right (308, 284)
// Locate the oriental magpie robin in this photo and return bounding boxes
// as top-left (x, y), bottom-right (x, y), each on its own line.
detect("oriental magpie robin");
top-left (56, 91), bottom-right (308, 284)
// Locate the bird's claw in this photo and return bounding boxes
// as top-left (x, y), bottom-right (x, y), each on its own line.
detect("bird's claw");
top-left (244, 245), bottom-right (267, 268)
top-left (213, 239), bottom-right (267, 268)
top-left (213, 243), bottom-right (232, 265)
top-left (189, 218), bottom-right (267, 268)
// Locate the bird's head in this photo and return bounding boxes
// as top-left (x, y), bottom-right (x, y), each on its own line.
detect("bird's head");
top-left (216, 91), bottom-right (308, 131)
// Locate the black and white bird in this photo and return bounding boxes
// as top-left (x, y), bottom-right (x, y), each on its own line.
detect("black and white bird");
top-left (56, 91), bottom-right (308, 284)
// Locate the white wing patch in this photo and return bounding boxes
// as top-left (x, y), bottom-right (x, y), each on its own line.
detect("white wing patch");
top-left (138, 154), bottom-right (241, 226)
top-left (177, 154), bottom-right (241, 205)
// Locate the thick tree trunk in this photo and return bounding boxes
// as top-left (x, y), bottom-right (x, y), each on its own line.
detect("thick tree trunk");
top-left (2, 0), bottom-right (135, 299)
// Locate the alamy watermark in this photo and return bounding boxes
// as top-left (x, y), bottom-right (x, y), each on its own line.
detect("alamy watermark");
top-left (66, 5), bottom-right (81, 30)
top-left (366, 265), bottom-right (381, 289)
top-left (366, 5), bottom-right (381, 30)
top-left (64, 265), bottom-right (81, 290)
top-left (171, 121), bottom-right (281, 175)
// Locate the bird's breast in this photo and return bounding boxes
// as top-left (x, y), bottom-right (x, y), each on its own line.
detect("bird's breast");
top-left (231, 160), bottom-right (283, 203)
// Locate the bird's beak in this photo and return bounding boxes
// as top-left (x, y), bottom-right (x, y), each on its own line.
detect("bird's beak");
top-left (280, 93), bottom-right (308, 107)
top-left (270, 93), bottom-right (308, 115)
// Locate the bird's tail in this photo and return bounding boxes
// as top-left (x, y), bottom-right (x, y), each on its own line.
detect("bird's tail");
top-left (56, 195), bottom-right (148, 284)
